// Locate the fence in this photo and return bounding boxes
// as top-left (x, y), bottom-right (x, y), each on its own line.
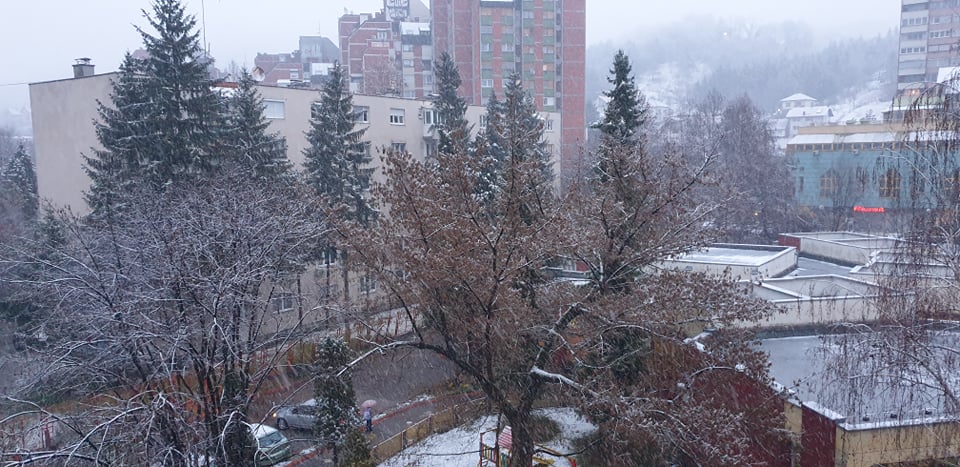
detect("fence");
top-left (372, 397), bottom-right (485, 462)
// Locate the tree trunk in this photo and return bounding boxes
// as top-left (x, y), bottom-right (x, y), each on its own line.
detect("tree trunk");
top-left (506, 415), bottom-right (535, 467)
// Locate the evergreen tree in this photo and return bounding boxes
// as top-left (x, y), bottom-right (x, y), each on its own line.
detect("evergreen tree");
top-left (84, 53), bottom-right (151, 217)
top-left (594, 50), bottom-right (649, 182)
top-left (595, 50), bottom-right (648, 146)
top-left (3, 144), bottom-right (39, 221)
top-left (500, 74), bottom-right (554, 192)
top-left (432, 52), bottom-right (470, 156)
top-left (338, 429), bottom-right (375, 467)
top-left (313, 337), bottom-right (361, 466)
top-left (474, 93), bottom-right (506, 201)
top-left (224, 71), bottom-right (289, 176)
top-left (135, 0), bottom-right (227, 181)
top-left (304, 62), bottom-right (372, 225)
top-left (85, 0), bottom-right (229, 216)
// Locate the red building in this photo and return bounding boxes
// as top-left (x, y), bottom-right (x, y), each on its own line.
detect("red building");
top-left (432, 0), bottom-right (586, 185)
top-left (339, 1), bottom-right (434, 98)
top-left (339, 0), bottom-right (586, 184)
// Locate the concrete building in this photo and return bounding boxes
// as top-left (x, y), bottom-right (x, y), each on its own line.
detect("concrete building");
top-left (784, 123), bottom-right (960, 217)
top-left (764, 334), bottom-right (960, 466)
top-left (897, 0), bottom-right (960, 90)
top-left (28, 70), bottom-right (561, 213)
top-left (29, 67), bottom-right (561, 309)
top-left (656, 244), bottom-right (798, 280)
top-left (779, 232), bottom-right (902, 266)
top-left (747, 274), bottom-right (888, 328)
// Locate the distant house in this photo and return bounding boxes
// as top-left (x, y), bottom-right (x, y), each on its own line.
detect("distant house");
top-left (779, 93), bottom-right (818, 112)
top-left (785, 105), bottom-right (833, 135)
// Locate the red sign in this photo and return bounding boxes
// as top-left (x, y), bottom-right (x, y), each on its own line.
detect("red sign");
top-left (853, 206), bottom-right (885, 213)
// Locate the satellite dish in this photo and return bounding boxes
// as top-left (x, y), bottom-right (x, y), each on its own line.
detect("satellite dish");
top-left (251, 66), bottom-right (266, 82)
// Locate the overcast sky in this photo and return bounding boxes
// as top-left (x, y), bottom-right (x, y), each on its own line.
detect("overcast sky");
top-left (1, 0), bottom-right (898, 110)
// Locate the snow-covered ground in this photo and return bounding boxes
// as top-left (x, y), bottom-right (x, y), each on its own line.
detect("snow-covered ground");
top-left (379, 407), bottom-right (597, 467)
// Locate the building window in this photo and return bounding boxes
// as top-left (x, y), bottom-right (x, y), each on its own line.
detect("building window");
top-left (544, 118), bottom-right (554, 131)
top-left (481, 79), bottom-right (494, 88)
top-left (391, 142), bottom-right (407, 153)
top-left (879, 169), bottom-right (901, 199)
top-left (482, 42), bottom-right (493, 52)
top-left (263, 100), bottom-right (285, 119)
top-left (272, 292), bottom-right (297, 313)
top-left (403, 44), bottom-right (414, 52)
top-left (360, 275), bottom-right (377, 294)
top-left (355, 106), bottom-right (369, 123)
top-left (479, 114), bottom-right (488, 129)
top-left (423, 109), bottom-right (438, 125)
top-left (819, 171), bottom-right (839, 198)
top-left (390, 108), bottom-right (405, 125)
top-left (502, 43), bottom-right (514, 52)
top-left (544, 96), bottom-right (556, 107)
top-left (377, 30), bottom-right (388, 40)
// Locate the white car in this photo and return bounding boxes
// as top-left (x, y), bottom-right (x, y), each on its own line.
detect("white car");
top-left (249, 423), bottom-right (292, 465)
top-left (273, 398), bottom-right (318, 431)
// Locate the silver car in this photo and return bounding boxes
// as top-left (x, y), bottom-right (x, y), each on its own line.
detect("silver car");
top-left (273, 399), bottom-right (317, 431)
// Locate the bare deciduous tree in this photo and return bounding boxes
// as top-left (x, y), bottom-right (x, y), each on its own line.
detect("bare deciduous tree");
top-left (0, 169), bottom-right (325, 465)
top-left (339, 138), bottom-right (786, 465)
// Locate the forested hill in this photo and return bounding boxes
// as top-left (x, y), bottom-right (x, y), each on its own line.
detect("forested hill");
top-left (586, 16), bottom-right (898, 116)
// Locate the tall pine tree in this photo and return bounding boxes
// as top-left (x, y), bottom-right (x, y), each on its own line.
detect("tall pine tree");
top-left (135, 0), bottom-right (227, 181)
top-left (84, 53), bottom-right (151, 217)
top-left (304, 62), bottom-right (372, 224)
top-left (85, 0), bottom-right (228, 217)
top-left (500, 74), bottom-right (553, 193)
top-left (595, 50), bottom-right (648, 146)
top-left (224, 71), bottom-right (289, 176)
top-left (304, 62), bottom-right (371, 302)
top-left (594, 50), bottom-right (649, 182)
top-left (432, 52), bottom-right (470, 157)
top-left (3, 144), bottom-right (39, 221)
top-left (313, 337), bottom-right (361, 466)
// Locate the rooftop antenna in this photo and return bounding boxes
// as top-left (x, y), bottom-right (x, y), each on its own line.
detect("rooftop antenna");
top-left (201, 0), bottom-right (209, 55)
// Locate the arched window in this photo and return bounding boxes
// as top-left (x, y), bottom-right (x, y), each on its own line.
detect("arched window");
top-left (879, 169), bottom-right (901, 199)
top-left (819, 171), bottom-right (839, 198)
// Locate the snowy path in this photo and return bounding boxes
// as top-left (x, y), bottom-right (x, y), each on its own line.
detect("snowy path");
top-left (379, 407), bottom-right (596, 467)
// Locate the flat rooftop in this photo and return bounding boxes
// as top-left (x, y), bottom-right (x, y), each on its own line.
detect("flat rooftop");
top-left (753, 275), bottom-right (881, 301)
top-left (762, 333), bottom-right (958, 427)
top-left (669, 244), bottom-right (794, 267)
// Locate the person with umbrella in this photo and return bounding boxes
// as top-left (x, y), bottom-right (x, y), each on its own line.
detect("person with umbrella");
top-left (361, 400), bottom-right (376, 433)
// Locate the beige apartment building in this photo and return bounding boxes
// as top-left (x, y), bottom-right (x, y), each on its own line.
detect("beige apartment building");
top-left (29, 70), bottom-right (561, 312)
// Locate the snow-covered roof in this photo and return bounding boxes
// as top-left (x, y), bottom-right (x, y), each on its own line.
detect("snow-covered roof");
top-left (763, 332), bottom-right (959, 426)
top-left (781, 93), bottom-right (817, 102)
top-left (400, 22), bottom-right (430, 35)
top-left (785, 106), bottom-right (832, 119)
top-left (937, 66), bottom-right (960, 84)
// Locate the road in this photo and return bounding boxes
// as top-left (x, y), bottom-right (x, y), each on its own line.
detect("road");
top-left (268, 347), bottom-right (459, 466)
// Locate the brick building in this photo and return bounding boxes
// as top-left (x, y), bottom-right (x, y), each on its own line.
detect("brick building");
top-left (432, 0), bottom-right (586, 185)
top-left (340, 0), bottom-right (586, 185)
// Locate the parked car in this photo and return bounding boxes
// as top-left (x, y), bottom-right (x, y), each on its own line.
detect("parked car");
top-left (273, 398), bottom-right (318, 430)
top-left (250, 423), bottom-right (292, 466)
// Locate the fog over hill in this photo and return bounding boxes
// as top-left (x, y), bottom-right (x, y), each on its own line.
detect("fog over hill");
top-left (587, 16), bottom-right (898, 119)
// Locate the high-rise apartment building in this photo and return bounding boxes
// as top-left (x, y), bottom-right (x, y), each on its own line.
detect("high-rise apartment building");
top-left (339, 0), bottom-right (434, 98)
top-left (340, 0), bottom-right (586, 184)
top-left (432, 0), bottom-right (586, 183)
top-left (898, 0), bottom-right (960, 90)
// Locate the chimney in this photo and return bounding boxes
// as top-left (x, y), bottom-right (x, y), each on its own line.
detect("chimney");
top-left (72, 58), bottom-right (95, 78)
